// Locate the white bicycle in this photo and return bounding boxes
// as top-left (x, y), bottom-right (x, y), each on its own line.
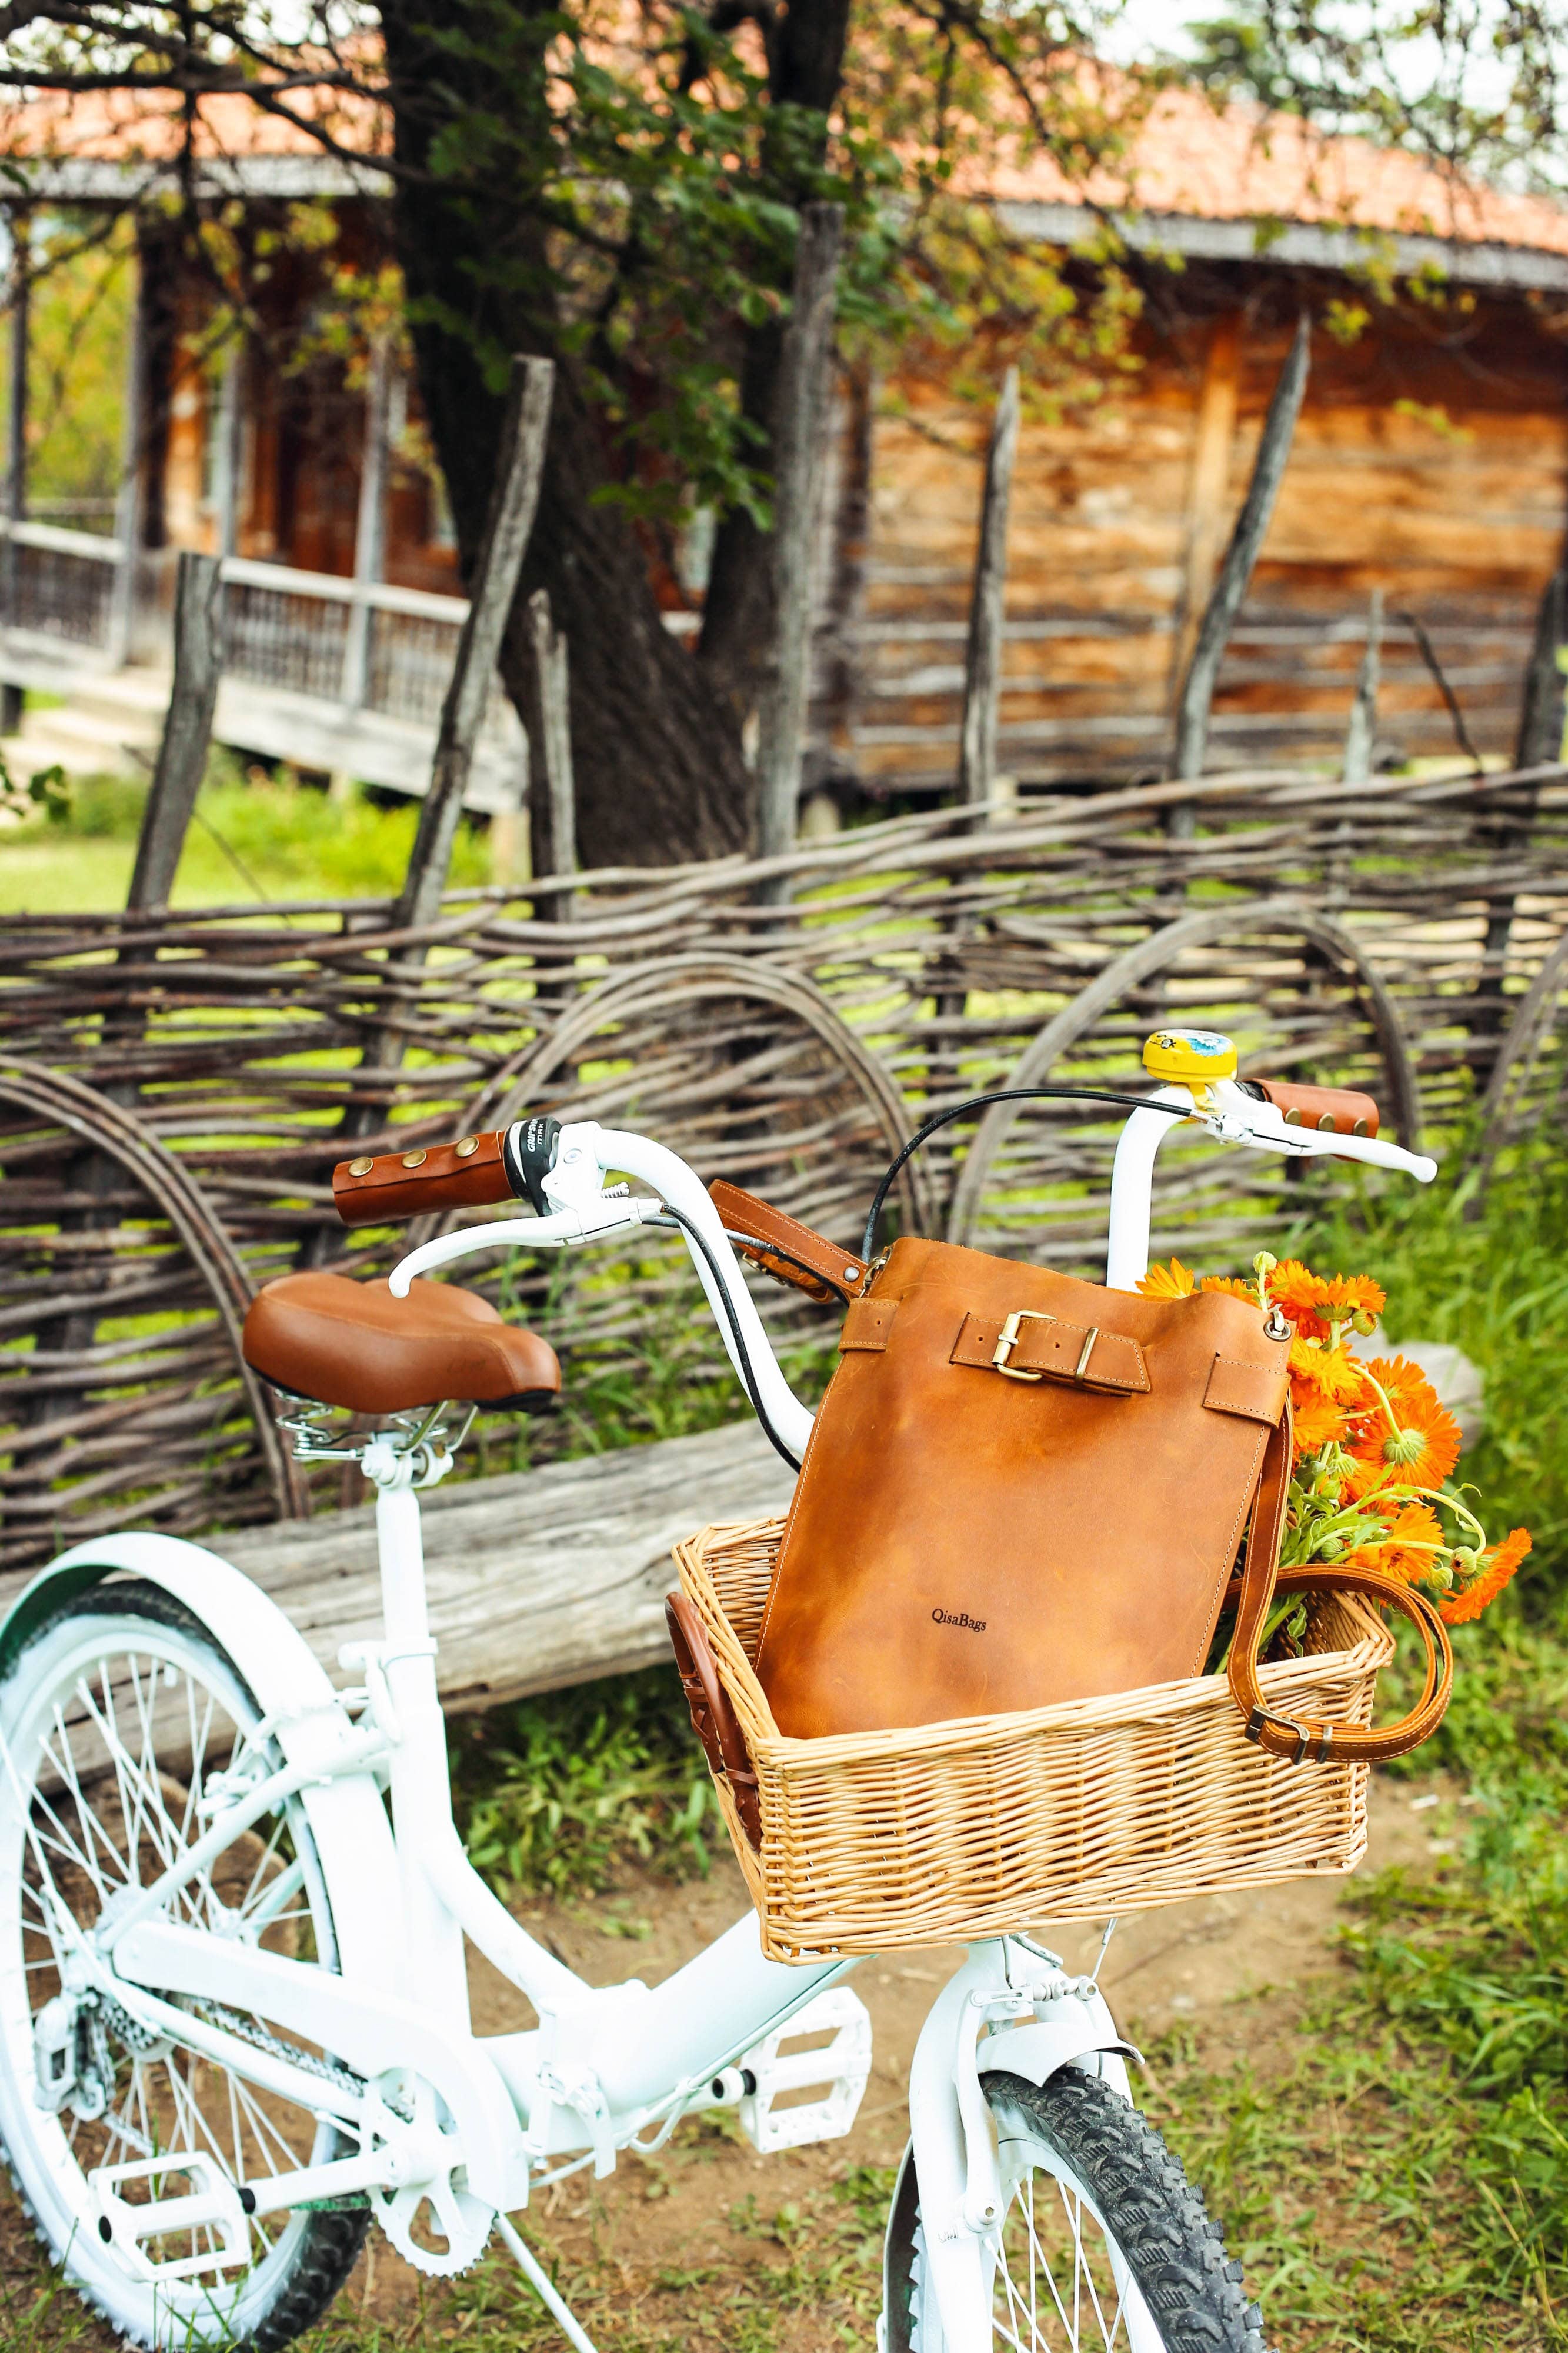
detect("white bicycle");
top-left (0, 1030), bottom-right (1434, 2352)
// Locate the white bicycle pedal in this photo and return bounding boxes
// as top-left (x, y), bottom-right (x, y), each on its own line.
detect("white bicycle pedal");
top-left (737, 1986), bottom-right (872, 2154)
top-left (90, 2151), bottom-right (251, 2282)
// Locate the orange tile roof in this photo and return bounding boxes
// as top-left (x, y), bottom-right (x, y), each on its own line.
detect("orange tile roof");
top-left (5, 79), bottom-right (389, 166)
top-left (7, 70), bottom-right (1566, 257)
top-left (979, 84), bottom-right (1568, 258)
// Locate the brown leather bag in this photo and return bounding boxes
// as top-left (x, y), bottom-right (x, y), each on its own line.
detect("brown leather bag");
top-left (716, 1217), bottom-right (1451, 1767)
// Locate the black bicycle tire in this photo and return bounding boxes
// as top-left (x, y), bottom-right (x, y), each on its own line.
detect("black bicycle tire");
top-left (885, 2066), bottom-right (1268, 2352)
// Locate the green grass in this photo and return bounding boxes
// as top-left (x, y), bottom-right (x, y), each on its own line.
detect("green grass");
top-left (1130, 1149), bottom-right (1568, 2347)
top-left (1154, 1602), bottom-right (1568, 2349)
top-left (0, 759), bottom-right (494, 914)
top-left (450, 1665), bottom-right (718, 1899)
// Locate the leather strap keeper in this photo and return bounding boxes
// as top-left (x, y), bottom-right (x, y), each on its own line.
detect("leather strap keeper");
top-left (1203, 1354), bottom-right (1292, 1424)
top-left (840, 1295), bottom-right (899, 1351)
top-left (1251, 1079), bottom-right (1380, 1139)
top-left (709, 1179), bottom-right (867, 1305)
top-left (949, 1309), bottom-right (1149, 1394)
top-left (335, 1130), bottom-right (512, 1225)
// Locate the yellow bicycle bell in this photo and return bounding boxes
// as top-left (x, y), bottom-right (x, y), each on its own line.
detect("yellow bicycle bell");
top-left (1142, 1027), bottom-right (1237, 1099)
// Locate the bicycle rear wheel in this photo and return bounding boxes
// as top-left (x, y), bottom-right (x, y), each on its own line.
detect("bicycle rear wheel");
top-left (0, 1581), bottom-right (368, 2350)
top-left (883, 2067), bottom-right (1266, 2352)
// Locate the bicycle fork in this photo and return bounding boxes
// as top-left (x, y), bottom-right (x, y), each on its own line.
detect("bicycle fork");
top-left (899, 1939), bottom-right (1139, 2353)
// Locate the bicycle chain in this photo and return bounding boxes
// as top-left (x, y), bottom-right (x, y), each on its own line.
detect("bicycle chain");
top-left (183, 1997), bottom-right (369, 2108)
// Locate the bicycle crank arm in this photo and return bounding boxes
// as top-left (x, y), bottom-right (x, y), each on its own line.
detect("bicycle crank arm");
top-left (110, 1919), bottom-right (529, 2211)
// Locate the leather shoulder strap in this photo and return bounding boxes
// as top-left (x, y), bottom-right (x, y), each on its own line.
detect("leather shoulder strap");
top-left (1226, 1408), bottom-right (1453, 1764)
top-left (709, 1181), bottom-right (868, 1305)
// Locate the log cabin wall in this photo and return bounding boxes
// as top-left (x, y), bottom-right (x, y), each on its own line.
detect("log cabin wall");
top-left (836, 272), bottom-right (1568, 794)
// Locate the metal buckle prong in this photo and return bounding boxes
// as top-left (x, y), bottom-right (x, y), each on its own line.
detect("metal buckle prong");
top-left (1075, 1325), bottom-right (1099, 1382)
top-left (992, 1308), bottom-right (1053, 1381)
top-left (1244, 1704), bottom-right (1319, 1764)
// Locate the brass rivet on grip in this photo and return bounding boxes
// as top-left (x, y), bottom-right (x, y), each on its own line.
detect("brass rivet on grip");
top-left (1316, 1112), bottom-right (1336, 1131)
top-left (1352, 1117), bottom-right (1369, 1136)
top-left (454, 1135), bottom-right (479, 1158)
top-left (1283, 1108), bottom-right (1302, 1125)
top-left (401, 1149), bottom-right (428, 1169)
top-left (347, 1156), bottom-right (373, 1177)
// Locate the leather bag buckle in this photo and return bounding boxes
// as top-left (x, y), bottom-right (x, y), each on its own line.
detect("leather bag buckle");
top-left (1244, 1704), bottom-right (1326, 1765)
top-left (992, 1310), bottom-right (1100, 1385)
top-left (992, 1308), bottom-right (1050, 1381)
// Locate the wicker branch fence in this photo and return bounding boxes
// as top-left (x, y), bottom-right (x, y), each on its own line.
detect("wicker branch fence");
top-left (4, 760), bottom-right (1567, 1573)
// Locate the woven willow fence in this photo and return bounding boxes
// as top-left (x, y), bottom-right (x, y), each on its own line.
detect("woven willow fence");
top-left (3, 761), bottom-right (1566, 1573)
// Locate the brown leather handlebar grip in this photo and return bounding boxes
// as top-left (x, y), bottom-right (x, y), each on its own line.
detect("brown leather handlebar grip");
top-left (333, 1129), bottom-right (514, 1225)
top-left (1247, 1080), bottom-right (1380, 1139)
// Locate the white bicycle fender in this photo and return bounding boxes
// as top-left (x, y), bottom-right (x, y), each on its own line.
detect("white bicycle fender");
top-left (977, 1985), bottom-right (1139, 2099)
top-left (1, 1535), bottom-right (402, 1997)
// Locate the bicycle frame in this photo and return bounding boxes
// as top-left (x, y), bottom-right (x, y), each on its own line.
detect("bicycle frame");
top-left (2, 1074), bottom-right (1437, 2353)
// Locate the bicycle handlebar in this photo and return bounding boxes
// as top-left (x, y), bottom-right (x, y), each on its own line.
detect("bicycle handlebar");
top-left (335, 1130), bottom-right (515, 1226)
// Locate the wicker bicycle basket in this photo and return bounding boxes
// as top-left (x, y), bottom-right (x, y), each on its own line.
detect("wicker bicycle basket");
top-left (674, 1515), bottom-right (1396, 1962)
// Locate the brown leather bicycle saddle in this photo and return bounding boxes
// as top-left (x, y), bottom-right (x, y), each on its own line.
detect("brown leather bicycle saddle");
top-left (242, 1274), bottom-right (561, 1415)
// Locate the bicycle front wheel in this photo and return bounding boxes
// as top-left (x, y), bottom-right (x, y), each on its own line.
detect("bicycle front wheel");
top-left (0, 1580), bottom-right (369, 2351)
top-left (883, 2067), bottom-right (1266, 2352)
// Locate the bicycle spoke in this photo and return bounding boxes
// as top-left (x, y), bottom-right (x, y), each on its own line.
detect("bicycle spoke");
top-left (986, 2153), bottom-right (1137, 2351)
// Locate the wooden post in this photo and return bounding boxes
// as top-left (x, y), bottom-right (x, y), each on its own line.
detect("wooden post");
top-left (341, 335), bottom-right (391, 712)
top-left (958, 366), bottom-right (1020, 820)
top-left (1514, 565), bottom-right (1566, 770)
top-left (1169, 310), bottom-right (1311, 834)
top-left (394, 354), bottom-right (553, 935)
top-left (1169, 313), bottom-right (1243, 706)
top-left (489, 758), bottom-right (531, 888)
top-left (1, 208), bottom-right (28, 734)
top-left (755, 202), bottom-right (845, 905)
top-left (106, 238), bottom-right (149, 671)
top-left (524, 586), bottom-right (579, 926)
top-left (1342, 588), bottom-right (1383, 783)
top-left (126, 552), bottom-right (223, 910)
top-left (1477, 565), bottom-right (1566, 1025)
top-left (211, 335), bottom-right (245, 560)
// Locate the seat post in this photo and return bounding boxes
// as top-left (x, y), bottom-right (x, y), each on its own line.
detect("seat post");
top-left (362, 1432), bottom-right (472, 2026)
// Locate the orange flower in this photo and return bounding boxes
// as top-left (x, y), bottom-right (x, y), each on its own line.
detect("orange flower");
top-left (1289, 1334), bottom-right (1369, 1406)
top-left (1315, 1272), bottom-right (1387, 1328)
top-left (1344, 1498), bottom-right (1446, 1584)
top-left (1441, 1528), bottom-right (1532, 1625)
top-left (1345, 1358), bottom-right (1461, 1495)
top-left (1139, 1258), bottom-right (1196, 1299)
top-left (1265, 1261), bottom-right (1384, 1339)
top-left (1290, 1390), bottom-right (1351, 1464)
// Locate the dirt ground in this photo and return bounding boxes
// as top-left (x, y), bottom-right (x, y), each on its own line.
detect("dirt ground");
top-left (2, 1779), bottom-right (1450, 2349)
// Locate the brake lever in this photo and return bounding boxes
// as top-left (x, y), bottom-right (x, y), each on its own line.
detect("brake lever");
top-left (388, 1196), bottom-right (664, 1295)
top-left (1202, 1097), bottom-right (1437, 1182)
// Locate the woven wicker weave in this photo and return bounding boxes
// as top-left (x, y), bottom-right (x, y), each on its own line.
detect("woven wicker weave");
top-left (675, 1515), bottom-right (1395, 1961)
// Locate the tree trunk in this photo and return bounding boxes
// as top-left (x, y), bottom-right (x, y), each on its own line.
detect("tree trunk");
top-left (696, 0), bottom-right (853, 725)
top-left (378, 0), bottom-right (753, 867)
